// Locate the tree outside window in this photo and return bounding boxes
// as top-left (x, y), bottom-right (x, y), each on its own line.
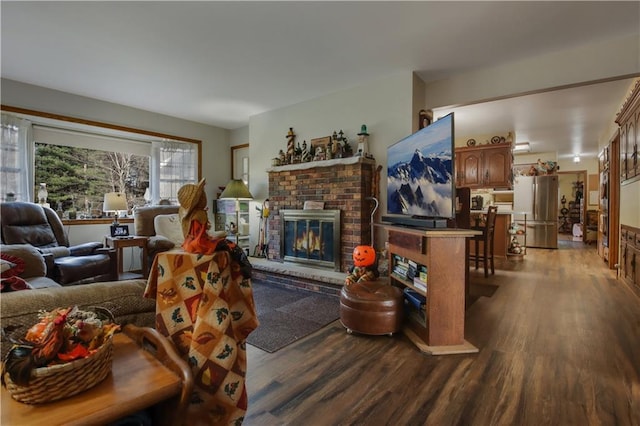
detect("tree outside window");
top-left (35, 143), bottom-right (149, 217)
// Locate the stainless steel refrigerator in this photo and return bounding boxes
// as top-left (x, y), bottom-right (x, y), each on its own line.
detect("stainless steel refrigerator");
top-left (513, 175), bottom-right (559, 249)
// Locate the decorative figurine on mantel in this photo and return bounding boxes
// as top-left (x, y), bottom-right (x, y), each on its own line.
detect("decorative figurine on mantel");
top-left (293, 142), bottom-right (302, 163)
top-left (357, 124), bottom-right (370, 158)
top-left (313, 145), bottom-right (325, 161)
top-left (286, 127), bottom-right (296, 164)
top-left (327, 138), bottom-right (334, 160)
top-left (342, 132), bottom-right (353, 157)
top-left (301, 140), bottom-right (310, 162)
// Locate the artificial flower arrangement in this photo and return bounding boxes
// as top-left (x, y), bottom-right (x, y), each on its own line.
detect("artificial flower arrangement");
top-left (2, 306), bottom-right (120, 387)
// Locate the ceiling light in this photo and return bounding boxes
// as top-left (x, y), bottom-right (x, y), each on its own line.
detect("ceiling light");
top-left (513, 142), bottom-right (530, 153)
top-left (573, 154), bottom-right (581, 163)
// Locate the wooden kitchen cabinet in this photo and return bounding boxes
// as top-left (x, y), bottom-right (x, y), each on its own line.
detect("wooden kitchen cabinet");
top-left (456, 149), bottom-right (482, 187)
top-left (455, 143), bottom-right (513, 189)
top-left (616, 80), bottom-right (640, 183)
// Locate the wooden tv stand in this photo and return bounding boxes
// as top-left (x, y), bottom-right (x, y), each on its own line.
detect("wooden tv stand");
top-left (379, 224), bottom-right (480, 355)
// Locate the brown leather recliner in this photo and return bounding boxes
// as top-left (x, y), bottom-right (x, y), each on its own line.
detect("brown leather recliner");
top-left (0, 202), bottom-right (117, 285)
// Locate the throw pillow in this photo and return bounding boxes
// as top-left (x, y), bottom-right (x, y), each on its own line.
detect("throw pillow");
top-left (0, 244), bottom-right (47, 278)
top-left (154, 214), bottom-right (185, 246)
top-left (0, 276), bottom-right (32, 292)
top-left (1, 258), bottom-right (15, 273)
top-left (0, 253), bottom-right (26, 278)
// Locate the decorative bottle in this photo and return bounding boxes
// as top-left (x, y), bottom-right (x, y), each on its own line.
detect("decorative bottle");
top-left (37, 183), bottom-right (48, 205)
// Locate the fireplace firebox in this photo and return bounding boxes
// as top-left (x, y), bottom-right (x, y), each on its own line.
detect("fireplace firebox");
top-left (280, 209), bottom-right (341, 271)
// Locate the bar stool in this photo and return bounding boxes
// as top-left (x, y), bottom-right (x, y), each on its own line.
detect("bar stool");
top-left (469, 205), bottom-right (498, 278)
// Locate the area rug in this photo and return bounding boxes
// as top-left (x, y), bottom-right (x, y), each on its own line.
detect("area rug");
top-left (247, 280), bottom-right (340, 353)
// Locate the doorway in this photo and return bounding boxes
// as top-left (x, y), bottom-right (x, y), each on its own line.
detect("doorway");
top-left (231, 144), bottom-right (249, 184)
top-left (557, 170), bottom-right (593, 245)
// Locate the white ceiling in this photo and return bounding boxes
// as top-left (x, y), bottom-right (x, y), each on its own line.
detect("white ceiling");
top-left (2, 2), bottom-right (639, 160)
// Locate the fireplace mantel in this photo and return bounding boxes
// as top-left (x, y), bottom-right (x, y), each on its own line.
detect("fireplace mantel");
top-left (267, 156), bottom-right (375, 173)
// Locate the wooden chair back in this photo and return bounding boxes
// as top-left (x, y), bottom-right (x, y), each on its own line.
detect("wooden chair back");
top-left (123, 324), bottom-right (194, 426)
top-left (484, 205), bottom-right (498, 242)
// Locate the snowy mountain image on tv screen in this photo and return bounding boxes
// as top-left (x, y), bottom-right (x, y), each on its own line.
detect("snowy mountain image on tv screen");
top-left (387, 117), bottom-right (453, 218)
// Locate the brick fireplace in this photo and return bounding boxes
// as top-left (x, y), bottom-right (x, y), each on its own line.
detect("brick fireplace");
top-left (267, 157), bottom-right (378, 272)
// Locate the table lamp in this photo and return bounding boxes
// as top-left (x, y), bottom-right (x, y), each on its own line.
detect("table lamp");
top-left (219, 179), bottom-right (253, 244)
top-left (103, 192), bottom-right (128, 225)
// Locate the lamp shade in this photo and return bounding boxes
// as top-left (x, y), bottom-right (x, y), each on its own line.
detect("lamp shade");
top-left (219, 179), bottom-right (253, 200)
top-left (103, 192), bottom-right (128, 212)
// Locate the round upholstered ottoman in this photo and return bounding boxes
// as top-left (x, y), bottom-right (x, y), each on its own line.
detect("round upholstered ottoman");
top-left (340, 281), bottom-right (404, 336)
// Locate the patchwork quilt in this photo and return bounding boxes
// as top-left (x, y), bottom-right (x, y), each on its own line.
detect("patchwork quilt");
top-left (145, 249), bottom-right (259, 425)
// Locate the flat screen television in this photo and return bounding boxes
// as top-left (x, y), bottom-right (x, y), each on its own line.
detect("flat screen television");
top-left (383, 112), bottom-right (454, 229)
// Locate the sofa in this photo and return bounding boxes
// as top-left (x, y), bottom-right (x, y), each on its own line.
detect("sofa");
top-left (1, 278), bottom-right (156, 360)
top-left (1, 244), bottom-right (61, 289)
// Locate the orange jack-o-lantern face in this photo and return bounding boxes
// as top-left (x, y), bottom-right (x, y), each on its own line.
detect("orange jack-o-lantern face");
top-left (353, 245), bottom-right (376, 267)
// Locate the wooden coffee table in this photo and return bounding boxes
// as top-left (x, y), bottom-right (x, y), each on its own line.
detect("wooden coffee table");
top-left (1, 325), bottom-right (192, 426)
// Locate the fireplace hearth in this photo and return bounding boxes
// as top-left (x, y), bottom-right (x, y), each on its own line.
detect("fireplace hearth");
top-left (281, 209), bottom-right (341, 271)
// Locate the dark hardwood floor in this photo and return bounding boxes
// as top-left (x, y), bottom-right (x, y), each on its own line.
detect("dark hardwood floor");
top-left (244, 242), bottom-right (640, 425)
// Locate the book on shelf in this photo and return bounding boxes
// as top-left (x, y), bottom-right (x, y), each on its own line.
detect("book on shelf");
top-left (392, 271), bottom-right (409, 282)
top-left (413, 277), bottom-right (427, 292)
top-left (403, 289), bottom-right (426, 327)
top-left (407, 306), bottom-right (426, 327)
top-left (418, 265), bottom-right (428, 282)
top-left (406, 259), bottom-right (417, 280)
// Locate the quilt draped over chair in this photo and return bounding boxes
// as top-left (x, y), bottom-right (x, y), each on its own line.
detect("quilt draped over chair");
top-left (145, 249), bottom-right (259, 425)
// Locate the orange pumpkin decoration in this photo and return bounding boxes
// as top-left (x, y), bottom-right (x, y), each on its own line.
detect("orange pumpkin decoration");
top-left (352, 245), bottom-right (376, 267)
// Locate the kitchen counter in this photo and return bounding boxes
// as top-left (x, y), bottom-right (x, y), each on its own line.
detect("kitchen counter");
top-left (470, 209), bottom-right (530, 216)
top-left (469, 211), bottom-right (510, 259)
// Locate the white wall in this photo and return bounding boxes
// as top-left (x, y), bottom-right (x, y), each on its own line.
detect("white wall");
top-left (423, 33), bottom-right (639, 109)
top-left (248, 71), bottom-right (414, 248)
top-left (1, 79), bottom-right (231, 204)
top-left (230, 126), bottom-right (249, 147)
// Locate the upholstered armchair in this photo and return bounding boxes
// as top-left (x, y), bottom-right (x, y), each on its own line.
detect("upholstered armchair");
top-left (133, 205), bottom-right (181, 267)
top-left (0, 202), bottom-right (117, 285)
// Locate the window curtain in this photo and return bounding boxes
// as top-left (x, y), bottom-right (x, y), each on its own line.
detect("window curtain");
top-left (1, 113), bottom-right (34, 202)
top-left (150, 140), bottom-right (197, 204)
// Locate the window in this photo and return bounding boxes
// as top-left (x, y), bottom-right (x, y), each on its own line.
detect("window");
top-left (151, 140), bottom-right (197, 205)
top-left (1, 110), bottom-right (200, 217)
top-left (34, 142), bottom-right (150, 216)
top-left (1, 113), bottom-right (33, 202)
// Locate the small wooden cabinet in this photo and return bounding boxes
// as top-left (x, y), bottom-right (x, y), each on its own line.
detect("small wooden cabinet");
top-left (620, 225), bottom-right (640, 297)
top-left (382, 224), bottom-right (480, 355)
top-left (455, 143), bottom-right (513, 189)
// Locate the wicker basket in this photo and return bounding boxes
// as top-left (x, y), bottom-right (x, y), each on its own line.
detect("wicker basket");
top-left (3, 337), bottom-right (114, 404)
